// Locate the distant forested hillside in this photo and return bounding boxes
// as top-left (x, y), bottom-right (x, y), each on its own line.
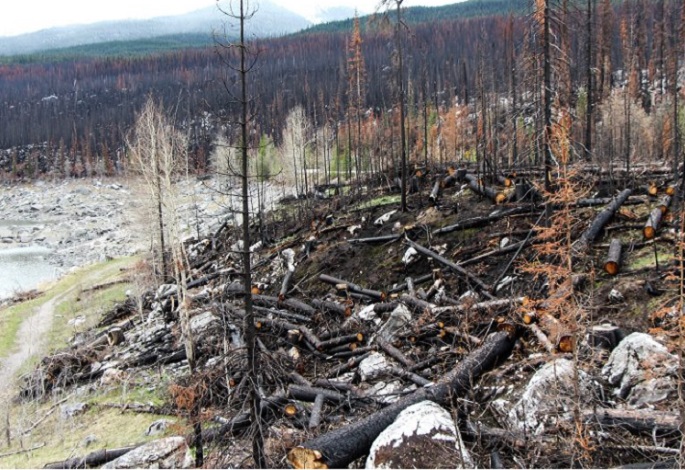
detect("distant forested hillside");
top-left (0, 0), bottom-right (678, 181)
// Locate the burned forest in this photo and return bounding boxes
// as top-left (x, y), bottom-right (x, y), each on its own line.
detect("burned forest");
top-left (2, 0), bottom-right (685, 469)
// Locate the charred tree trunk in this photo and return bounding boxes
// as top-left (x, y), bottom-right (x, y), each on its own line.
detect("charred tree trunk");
top-left (287, 330), bottom-right (516, 469)
top-left (574, 188), bottom-right (632, 253)
top-left (604, 238), bottom-right (622, 275)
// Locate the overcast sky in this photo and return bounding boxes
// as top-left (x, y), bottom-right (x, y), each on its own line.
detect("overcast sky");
top-left (0, 0), bottom-right (459, 37)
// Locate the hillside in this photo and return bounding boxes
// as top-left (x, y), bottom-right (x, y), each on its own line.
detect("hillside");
top-left (300, 0), bottom-right (527, 35)
top-left (1, 164), bottom-right (684, 468)
top-left (0, 0), bottom-right (311, 57)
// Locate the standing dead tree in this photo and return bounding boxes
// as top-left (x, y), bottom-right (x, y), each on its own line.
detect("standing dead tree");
top-left (214, 0), bottom-right (266, 466)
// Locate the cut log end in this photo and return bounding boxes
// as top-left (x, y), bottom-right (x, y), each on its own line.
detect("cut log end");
top-left (648, 184), bottom-right (658, 197)
top-left (643, 226), bottom-right (656, 239)
top-left (284, 403), bottom-right (299, 418)
top-left (522, 312), bottom-right (536, 325)
top-left (288, 447), bottom-right (327, 469)
top-left (558, 335), bottom-right (574, 353)
top-left (604, 261), bottom-right (619, 276)
top-left (495, 192), bottom-right (507, 204)
top-left (666, 186), bottom-right (676, 196)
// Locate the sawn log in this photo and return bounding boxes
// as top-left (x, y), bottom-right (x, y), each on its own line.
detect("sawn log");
top-left (286, 330), bottom-right (517, 469)
top-left (574, 188), bottom-right (632, 253)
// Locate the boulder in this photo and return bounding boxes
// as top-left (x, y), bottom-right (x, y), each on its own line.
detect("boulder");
top-left (189, 311), bottom-right (218, 337)
top-left (601, 332), bottom-right (677, 406)
top-left (376, 304), bottom-right (411, 342)
top-left (358, 352), bottom-right (390, 383)
top-left (145, 419), bottom-right (173, 436)
top-left (366, 400), bottom-right (473, 469)
top-left (102, 436), bottom-right (192, 469)
top-left (61, 402), bottom-right (88, 419)
top-left (505, 358), bottom-right (597, 435)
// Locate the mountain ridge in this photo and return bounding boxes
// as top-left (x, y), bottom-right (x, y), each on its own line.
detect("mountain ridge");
top-left (0, 0), bottom-right (311, 56)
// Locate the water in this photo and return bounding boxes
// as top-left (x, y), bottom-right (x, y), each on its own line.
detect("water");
top-left (0, 246), bottom-right (57, 299)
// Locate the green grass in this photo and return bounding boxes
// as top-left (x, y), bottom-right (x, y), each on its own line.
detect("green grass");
top-left (352, 194), bottom-right (401, 211)
top-left (0, 255), bottom-right (179, 469)
top-left (0, 256), bottom-right (138, 368)
top-left (0, 404), bottom-right (174, 468)
top-left (0, 297), bottom-right (44, 359)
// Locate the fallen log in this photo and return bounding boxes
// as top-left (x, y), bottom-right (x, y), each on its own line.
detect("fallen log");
top-left (657, 195), bottom-right (673, 215)
top-left (288, 385), bottom-right (347, 404)
top-left (574, 188), bottom-right (632, 253)
top-left (311, 299), bottom-right (350, 317)
top-left (405, 239), bottom-right (495, 299)
top-left (278, 269), bottom-right (294, 301)
top-left (43, 444), bottom-right (141, 469)
top-left (387, 272), bottom-right (436, 294)
top-left (377, 338), bottom-right (415, 367)
top-left (537, 313), bottom-right (574, 353)
top-left (584, 408), bottom-right (681, 437)
top-left (253, 294), bottom-right (316, 317)
top-left (287, 330), bottom-right (517, 469)
top-left (319, 274), bottom-right (386, 301)
top-left (431, 297), bottom-right (525, 319)
top-left (644, 207), bottom-right (663, 239)
top-left (604, 238), bottom-right (623, 275)
top-left (432, 205), bottom-right (535, 236)
top-left (463, 173), bottom-right (507, 204)
top-left (308, 394), bottom-right (325, 429)
top-left (0, 443), bottom-right (45, 459)
top-left (347, 234), bottom-right (401, 245)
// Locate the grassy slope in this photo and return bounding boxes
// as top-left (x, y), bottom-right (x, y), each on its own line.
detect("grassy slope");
top-left (0, 255), bottom-right (178, 468)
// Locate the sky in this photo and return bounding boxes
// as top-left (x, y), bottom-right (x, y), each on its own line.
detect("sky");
top-left (0, 0), bottom-right (460, 37)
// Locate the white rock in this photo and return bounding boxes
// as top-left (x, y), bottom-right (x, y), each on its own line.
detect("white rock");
top-left (602, 332), bottom-right (677, 406)
top-left (608, 288), bottom-right (624, 302)
top-left (156, 284), bottom-right (177, 300)
top-left (366, 400), bottom-right (473, 469)
top-left (358, 352), bottom-right (389, 382)
top-left (358, 304), bottom-right (379, 323)
top-left (506, 358), bottom-right (597, 435)
top-left (374, 210), bottom-right (397, 226)
top-left (365, 380), bottom-right (403, 404)
top-left (377, 304), bottom-right (411, 342)
top-left (189, 311), bottom-right (218, 337)
top-left (402, 247), bottom-right (418, 266)
top-left (145, 419), bottom-right (173, 436)
top-left (102, 436), bottom-right (192, 469)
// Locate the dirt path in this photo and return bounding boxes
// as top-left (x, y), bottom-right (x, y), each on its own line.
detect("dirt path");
top-left (0, 291), bottom-right (68, 394)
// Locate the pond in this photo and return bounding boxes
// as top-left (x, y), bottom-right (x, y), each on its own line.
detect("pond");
top-left (0, 246), bottom-right (57, 299)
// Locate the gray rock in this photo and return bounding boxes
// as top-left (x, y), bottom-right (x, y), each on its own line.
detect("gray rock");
top-left (102, 436), bottom-right (192, 469)
top-left (602, 332), bottom-right (677, 406)
top-left (189, 311), bottom-right (218, 337)
top-left (366, 400), bottom-right (473, 469)
top-left (145, 419), bottom-right (173, 436)
top-left (506, 358), bottom-right (597, 435)
top-left (376, 304), bottom-right (411, 342)
top-left (358, 352), bottom-right (390, 383)
top-left (61, 402), bottom-right (88, 419)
